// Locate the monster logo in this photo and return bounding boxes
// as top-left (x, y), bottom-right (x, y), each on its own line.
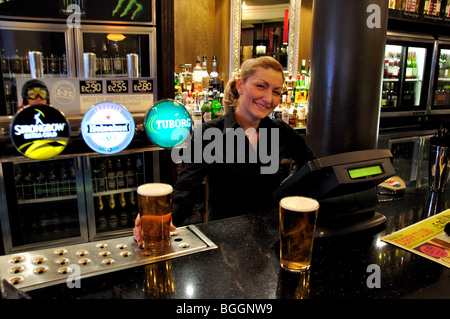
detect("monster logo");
top-left (113, 0), bottom-right (143, 20)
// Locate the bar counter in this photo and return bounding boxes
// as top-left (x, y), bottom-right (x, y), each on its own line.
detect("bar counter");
top-left (17, 188), bottom-right (450, 300)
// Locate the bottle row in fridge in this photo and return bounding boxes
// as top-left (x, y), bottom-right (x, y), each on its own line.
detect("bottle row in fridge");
top-left (13, 153), bottom-right (145, 204)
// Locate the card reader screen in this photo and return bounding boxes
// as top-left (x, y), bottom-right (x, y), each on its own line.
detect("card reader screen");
top-left (348, 165), bottom-right (383, 179)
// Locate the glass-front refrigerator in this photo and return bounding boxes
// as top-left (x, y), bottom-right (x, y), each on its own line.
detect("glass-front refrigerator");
top-left (381, 32), bottom-right (435, 114)
top-left (0, 21), bottom-right (76, 115)
top-left (84, 151), bottom-right (155, 241)
top-left (432, 37), bottom-right (450, 110)
top-left (0, 157), bottom-right (88, 254)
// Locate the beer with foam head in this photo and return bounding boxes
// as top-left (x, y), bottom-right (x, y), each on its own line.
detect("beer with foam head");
top-left (137, 183), bottom-right (173, 253)
top-left (279, 196), bottom-right (319, 271)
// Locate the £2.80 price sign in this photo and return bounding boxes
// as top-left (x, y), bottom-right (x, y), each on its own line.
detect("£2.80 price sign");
top-left (132, 79), bottom-right (153, 93)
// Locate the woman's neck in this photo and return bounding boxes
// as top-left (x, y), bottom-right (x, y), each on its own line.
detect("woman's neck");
top-left (234, 106), bottom-right (260, 131)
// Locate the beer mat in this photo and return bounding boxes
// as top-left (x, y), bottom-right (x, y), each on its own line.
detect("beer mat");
top-left (0, 225), bottom-right (217, 292)
top-left (381, 209), bottom-right (450, 268)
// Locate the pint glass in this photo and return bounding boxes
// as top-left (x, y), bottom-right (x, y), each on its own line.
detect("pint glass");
top-left (137, 183), bottom-right (173, 253)
top-left (279, 196), bottom-right (319, 272)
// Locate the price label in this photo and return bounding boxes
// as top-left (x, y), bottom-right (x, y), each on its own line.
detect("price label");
top-left (132, 79), bottom-right (153, 93)
top-left (106, 80), bottom-right (129, 94)
top-left (80, 80), bottom-right (103, 94)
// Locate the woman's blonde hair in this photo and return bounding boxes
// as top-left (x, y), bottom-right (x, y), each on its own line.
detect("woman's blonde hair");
top-left (223, 56), bottom-right (284, 112)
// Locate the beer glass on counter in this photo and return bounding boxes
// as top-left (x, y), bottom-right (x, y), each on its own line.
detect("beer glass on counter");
top-left (279, 196), bottom-right (319, 272)
top-left (137, 183), bottom-right (173, 254)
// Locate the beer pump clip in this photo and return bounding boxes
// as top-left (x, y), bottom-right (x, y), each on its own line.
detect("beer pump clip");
top-left (273, 149), bottom-right (396, 237)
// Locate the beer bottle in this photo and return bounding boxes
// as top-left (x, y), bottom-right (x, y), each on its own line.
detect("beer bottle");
top-left (35, 169), bottom-right (47, 198)
top-left (107, 194), bottom-right (119, 229)
top-left (47, 168), bottom-right (58, 197)
top-left (126, 156), bottom-right (136, 188)
top-left (118, 192), bottom-right (129, 227)
top-left (135, 155), bottom-right (144, 185)
top-left (106, 159), bottom-right (117, 190)
top-left (14, 165), bottom-right (23, 200)
top-left (68, 163), bottom-right (76, 195)
top-left (23, 164), bottom-right (35, 200)
top-left (129, 191), bottom-right (138, 227)
top-left (101, 41), bottom-right (112, 76)
top-left (96, 159), bottom-right (107, 192)
top-left (95, 195), bottom-right (107, 231)
top-left (116, 158), bottom-right (125, 189)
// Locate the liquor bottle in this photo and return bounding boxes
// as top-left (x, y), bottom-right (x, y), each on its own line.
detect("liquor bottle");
top-left (126, 156), bottom-right (136, 188)
top-left (201, 94), bottom-right (212, 122)
top-left (111, 41), bottom-right (123, 75)
top-left (406, 52), bottom-right (413, 79)
top-left (280, 95), bottom-right (289, 124)
top-left (101, 41), bottom-right (112, 76)
top-left (174, 73), bottom-right (182, 99)
top-left (390, 82), bottom-right (398, 107)
top-left (381, 82), bottom-right (388, 107)
top-left (182, 64), bottom-right (193, 92)
top-left (294, 74), bottom-right (302, 104)
top-left (193, 56), bottom-right (203, 92)
top-left (211, 91), bottom-right (222, 119)
top-left (201, 55), bottom-right (210, 93)
top-left (300, 59), bottom-right (307, 75)
top-left (116, 158), bottom-right (126, 189)
top-left (95, 195), bottom-right (107, 231)
top-left (118, 192), bottom-right (129, 227)
top-left (210, 56), bottom-right (220, 92)
top-left (106, 159), bottom-right (117, 190)
top-left (107, 194), bottom-right (119, 229)
top-left (129, 191), bottom-right (138, 227)
top-left (297, 105), bottom-right (306, 127)
top-left (300, 75), bottom-right (307, 103)
top-left (412, 51), bottom-right (418, 78)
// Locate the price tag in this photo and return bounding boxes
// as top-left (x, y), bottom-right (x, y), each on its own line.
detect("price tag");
top-left (80, 80), bottom-right (103, 94)
top-left (132, 79), bottom-right (153, 93)
top-left (106, 80), bottom-right (129, 94)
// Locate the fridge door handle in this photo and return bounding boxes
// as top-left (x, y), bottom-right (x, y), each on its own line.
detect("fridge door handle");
top-left (83, 156), bottom-right (91, 171)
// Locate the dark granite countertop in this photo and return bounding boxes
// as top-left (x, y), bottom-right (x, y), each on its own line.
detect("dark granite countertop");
top-left (19, 189), bottom-right (450, 300)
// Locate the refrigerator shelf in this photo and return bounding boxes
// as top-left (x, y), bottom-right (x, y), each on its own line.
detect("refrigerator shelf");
top-left (17, 195), bottom-right (77, 205)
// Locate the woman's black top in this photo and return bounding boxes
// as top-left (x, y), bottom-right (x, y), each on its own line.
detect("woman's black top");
top-left (171, 110), bottom-right (315, 225)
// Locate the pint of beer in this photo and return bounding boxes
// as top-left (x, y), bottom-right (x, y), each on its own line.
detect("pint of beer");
top-left (137, 183), bottom-right (173, 253)
top-left (279, 196), bottom-right (319, 272)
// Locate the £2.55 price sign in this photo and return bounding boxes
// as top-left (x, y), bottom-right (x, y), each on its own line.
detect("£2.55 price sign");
top-left (106, 80), bottom-right (129, 94)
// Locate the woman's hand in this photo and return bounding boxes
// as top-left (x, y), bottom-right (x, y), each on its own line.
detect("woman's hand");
top-left (133, 214), bottom-right (176, 248)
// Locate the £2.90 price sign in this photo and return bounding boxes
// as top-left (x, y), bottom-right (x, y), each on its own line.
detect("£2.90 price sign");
top-left (106, 80), bottom-right (129, 94)
top-left (80, 80), bottom-right (103, 94)
top-left (132, 79), bottom-right (153, 93)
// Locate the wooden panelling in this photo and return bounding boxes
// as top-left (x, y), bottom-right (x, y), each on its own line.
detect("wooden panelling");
top-left (174, 0), bottom-right (231, 83)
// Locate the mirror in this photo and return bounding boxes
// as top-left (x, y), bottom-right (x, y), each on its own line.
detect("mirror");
top-left (230, 0), bottom-right (301, 79)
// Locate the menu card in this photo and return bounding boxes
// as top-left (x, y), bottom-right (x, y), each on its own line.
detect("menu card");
top-left (381, 210), bottom-right (450, 268)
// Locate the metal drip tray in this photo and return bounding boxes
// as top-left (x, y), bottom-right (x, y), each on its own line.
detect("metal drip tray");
top-left (0, 225), bottom-right (216, 292)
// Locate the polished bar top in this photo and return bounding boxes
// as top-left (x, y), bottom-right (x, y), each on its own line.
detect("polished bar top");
top-left (22, 188), bottom-right (450, 300)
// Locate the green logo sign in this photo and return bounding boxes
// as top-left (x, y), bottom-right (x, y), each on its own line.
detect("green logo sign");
top-left (144, 99), bottom-right (192, 149)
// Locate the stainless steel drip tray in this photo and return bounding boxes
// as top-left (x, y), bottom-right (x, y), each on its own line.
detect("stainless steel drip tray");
top-left (0, 225), bottom-right (217, 292)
